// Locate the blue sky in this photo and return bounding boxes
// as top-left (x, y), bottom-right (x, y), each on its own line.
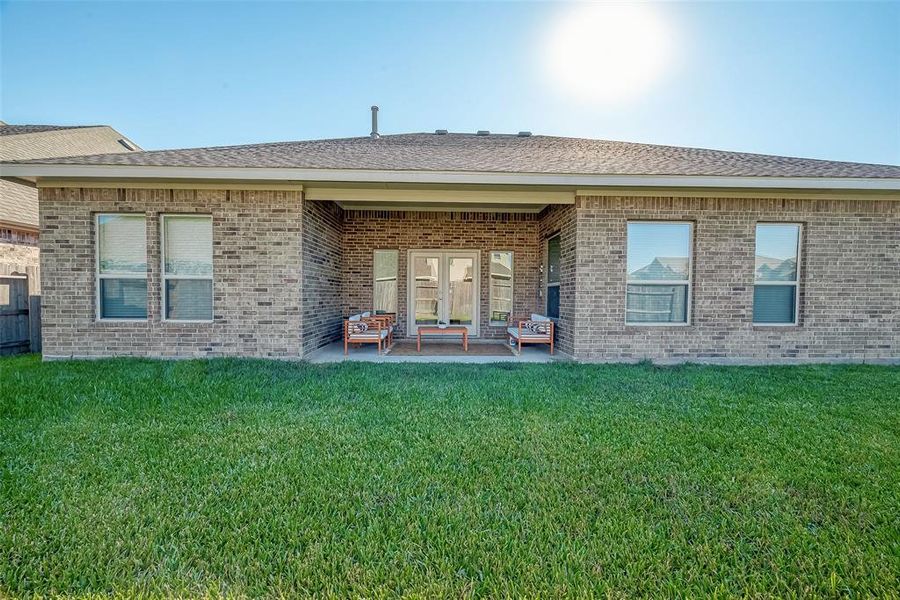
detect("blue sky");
top-left (1, 1), bottom-right (898, 164)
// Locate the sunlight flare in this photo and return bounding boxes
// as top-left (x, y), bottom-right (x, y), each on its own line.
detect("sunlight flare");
top-left (542, 3), bottom-right (675, 104)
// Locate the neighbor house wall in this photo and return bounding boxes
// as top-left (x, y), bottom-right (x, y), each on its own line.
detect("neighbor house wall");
top-left (300, 199), bottom-right (344, 354)
top-left (341, 210), bottom-right (543, 339)
top-left (39, 187), bottom-right (302, 359)
top-left (571, 195), bottom-right (900, 363)
top-left (0, 226), bottom-right (40, 289)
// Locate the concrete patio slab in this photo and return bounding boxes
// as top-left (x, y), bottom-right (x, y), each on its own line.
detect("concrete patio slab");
top-left (306, 340), bottom-right (563, 364)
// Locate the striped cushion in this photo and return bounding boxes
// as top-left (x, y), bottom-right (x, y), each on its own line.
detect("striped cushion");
top-left (507, 326), bottom-right (550, 340)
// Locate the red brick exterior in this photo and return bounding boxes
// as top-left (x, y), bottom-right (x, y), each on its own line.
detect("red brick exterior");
top-left (39, 187), bottom-right (302, 359)
top-left (570, 195), bottom-right (899, 362)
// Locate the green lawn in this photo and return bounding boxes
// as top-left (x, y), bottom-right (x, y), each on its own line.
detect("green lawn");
top-left (1, 355), bottom-right (898, 598)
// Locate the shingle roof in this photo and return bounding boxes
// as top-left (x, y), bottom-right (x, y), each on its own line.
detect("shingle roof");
top-left (9, 133), bottom-right (900, 179)
top-left (0, 124), bottom-right (100, 136)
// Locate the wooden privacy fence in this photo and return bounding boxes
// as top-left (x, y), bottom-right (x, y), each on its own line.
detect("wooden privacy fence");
top-left (0, 274), bottom-right (40, 355)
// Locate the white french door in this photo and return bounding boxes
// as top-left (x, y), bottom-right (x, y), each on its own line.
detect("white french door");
top-left (407, 250), bottom-right (480, 336)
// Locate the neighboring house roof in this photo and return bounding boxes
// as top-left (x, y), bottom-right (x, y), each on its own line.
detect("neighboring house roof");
top-left (7, 132), bottom-right (900, 180)
top-left (0, 124), bottom-right (141, 230)
top-left (0, 124), bottom-right (100, 136)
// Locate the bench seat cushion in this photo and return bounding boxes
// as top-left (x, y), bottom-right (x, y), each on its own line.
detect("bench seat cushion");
top-left (349, 329), bottom-right (389, 340)
top-left (507, 326), bottom-right (550, 340)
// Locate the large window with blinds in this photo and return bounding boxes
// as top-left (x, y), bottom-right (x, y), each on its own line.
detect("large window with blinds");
top-left (96, 214), bottom-right (148, 320)
top-left (754, 223), bottom-right (801, 325)
top-left (626, 222), bottom-right (692, 325)
top-left (161, 215), bottom-right (213, 321)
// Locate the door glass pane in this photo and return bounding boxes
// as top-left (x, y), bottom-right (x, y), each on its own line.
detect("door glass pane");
top-left (547, 285), bottom-right (560, 319)
top-left (413, 256), bottom-right (439, 325)
top-left (448, 257), bottom-right (475, 325)
top-left (373, 250), bottom-right (398, 315)
top-left (547, 236), bottom-right (561, 284)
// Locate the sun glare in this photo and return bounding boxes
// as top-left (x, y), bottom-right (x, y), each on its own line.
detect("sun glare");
top-left (542, 3), bottom-right (674, 104)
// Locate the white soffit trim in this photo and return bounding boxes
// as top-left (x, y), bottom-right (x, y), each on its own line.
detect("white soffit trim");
top-left (2, 163), bottom-right (899, 190)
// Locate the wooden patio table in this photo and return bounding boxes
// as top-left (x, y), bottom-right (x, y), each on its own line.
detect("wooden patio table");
top-left (416, 326), bottom-right (469, 352)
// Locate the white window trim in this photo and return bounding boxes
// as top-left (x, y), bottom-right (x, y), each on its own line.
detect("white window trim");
top-left (95, 213), bottom-right (147, 322)
top-left (752, 223), bottom-right (802, 327)
top-left (372, 249), bottom-right (399, 315)
top-left (488, 250), bottom-right (514, 326)
top-left (160, 214), bottom-right (214, 323)
top-left (625, 221), bottom-right (693, 326)
top-left (545, 234), bottom-right (561, 319)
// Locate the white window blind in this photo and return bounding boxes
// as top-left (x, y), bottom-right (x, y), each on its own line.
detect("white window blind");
top-left (96, 214), bottom-right (147, 319)
top-left (162, 215), bottom-right (213, 321)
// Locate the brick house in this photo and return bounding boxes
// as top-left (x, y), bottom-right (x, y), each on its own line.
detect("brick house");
top-left (1, 128), bottom-right (898, 362)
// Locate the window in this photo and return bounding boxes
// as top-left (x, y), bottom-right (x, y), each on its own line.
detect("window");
top-left (96, 214), bottom-right (147, 320)
top-left (546, 235), bottom-right (561, 319)
top-left (626, 222), bottom-right (692, 325)
top-left (489, 251), bottom-right (513, 325)
top-left (373, 250), bottom-right (398, 315)
top-left (754, 224), bottom-right (801, 325)
top-left (162, 215), bottom-right (213, 321)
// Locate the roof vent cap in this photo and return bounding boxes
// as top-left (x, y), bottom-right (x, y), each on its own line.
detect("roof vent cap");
top-left (434, 129), bottom-right (448, 135)
top-left (476, 130), bottom-right (490, 136)
top-left (517, 131), bottom-right (532, 137)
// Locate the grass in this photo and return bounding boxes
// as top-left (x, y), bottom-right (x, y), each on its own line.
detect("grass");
top-left (1, 355), bottom-right (898, 598)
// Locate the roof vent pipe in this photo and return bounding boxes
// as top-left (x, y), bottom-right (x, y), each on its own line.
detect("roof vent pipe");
top-left (370, 106), bottom-right (380, 139)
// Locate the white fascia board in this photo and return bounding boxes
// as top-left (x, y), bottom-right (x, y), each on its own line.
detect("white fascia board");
top-left (1, 163), bottom-right (899, 190)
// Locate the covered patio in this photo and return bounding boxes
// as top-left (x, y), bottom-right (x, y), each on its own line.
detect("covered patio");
top-left (301, 185), bottom-right (576, 359)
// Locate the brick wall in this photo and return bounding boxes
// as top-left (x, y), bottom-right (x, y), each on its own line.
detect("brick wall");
top-left (342, 210), bottom-right (543, 339)
top-left (37, 187), bottom-right (898, 363)
top-left (538, 204), bottom-right (577, 355)
top-left (39, 187), bottom-right (302, 359)
top-left (301, 199), bottom-right (343, 354)
top-left (571, 195), bottom-right (900, 363)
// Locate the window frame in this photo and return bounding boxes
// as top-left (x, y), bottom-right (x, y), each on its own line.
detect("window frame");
top-left (752, 222), bottom-right (802, 327)
top-left (488, 250), bottom-right (514, 326)
top-left (545, 234), bottom-right (561, 319)
top-left (372, 249), bottom-right (399, 316)
top-left (160, 214), bottom-right (214, 323)
top-left (95, 213), bottom-right (148, 322)
top-left (625, 220), bottom-right (694, 327)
